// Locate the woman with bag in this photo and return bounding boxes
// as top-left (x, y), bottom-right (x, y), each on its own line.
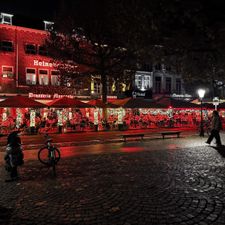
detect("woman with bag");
top-left (4, 129), bottom-right (24, 182)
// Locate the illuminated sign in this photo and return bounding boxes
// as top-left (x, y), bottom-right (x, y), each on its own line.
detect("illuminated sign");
top-left (133, 91), bottom-right (145, 97)
top-left (172, 93), bottom-right (192, 98)
top-left (28, 93), bottom-right (74, 99)
top-left (33, 60), bottom-right (57, 68)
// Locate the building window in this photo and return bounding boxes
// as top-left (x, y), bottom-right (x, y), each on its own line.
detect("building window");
top-left (26, 68), bottom-right (36, 85)
top-left (155, 77), bottom-right (161, 93)
top-left (143, 75), bottom-right (151, 90)
top-left (51, 70), bottom-right (60, 86)
top-left (143, 64), bottom-right (152, 72)
top-left (94, 82), bottom-right (101, 94)
top-left (166, 77), bottom-right (172, 93)
top-left (135, 73), bottom-right (152, 91)
top-left (176, 79), bottom-right (181, 94)
top-left (155, 63), bottom-right (162, 70)
top-left (0, 41), bottom-right (13, 51)
top-left (25, 44), bottom-right (36, 54)
top-left (39, 69), bottom-right (49, 85)
top-left (135, 75), bottom-right (142, 90)
top-left (39, 45), bottom-right (48, 56)
top-left (2, 66), bottom-right (13, 78)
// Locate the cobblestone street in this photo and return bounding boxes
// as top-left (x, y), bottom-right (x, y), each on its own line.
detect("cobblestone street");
top-left (1, 134), bottom-right (225, 224)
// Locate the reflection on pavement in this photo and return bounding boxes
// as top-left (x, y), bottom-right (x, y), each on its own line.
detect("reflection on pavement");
top-left (0, 133), bottom-right (225, 164)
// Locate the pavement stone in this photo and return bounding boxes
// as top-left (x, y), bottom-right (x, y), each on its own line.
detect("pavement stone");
top-left (1, 137), bottom-right (225, 224)
top-left (0, 127), bottom-right (195, 151)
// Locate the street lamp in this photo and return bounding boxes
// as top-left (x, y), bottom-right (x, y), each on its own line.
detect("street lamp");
top-left (198, 89), bottom-right (206, 137)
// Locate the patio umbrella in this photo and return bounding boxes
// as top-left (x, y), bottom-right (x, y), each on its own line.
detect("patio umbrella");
top-left (0, 95), bottom-right (46, 108)
top-left (47, 97), bottom-right (93, 108)
top-left (111, 98), bottom-right (131, 107)
top-left (156, 96), bottom-right (200, 109)
top-left (112, 98), bottom-right (167, 108)
top-left (87, 99), bottom-right (119, 108)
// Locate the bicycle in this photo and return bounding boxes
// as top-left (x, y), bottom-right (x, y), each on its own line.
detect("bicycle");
top-left (38, 134), bottom-right (61, 176)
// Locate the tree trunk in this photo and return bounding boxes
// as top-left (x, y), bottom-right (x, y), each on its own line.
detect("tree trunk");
top-left (101, 72), bottom-right (108, 123)
top-left (101, 73), bottom-right (107, 103)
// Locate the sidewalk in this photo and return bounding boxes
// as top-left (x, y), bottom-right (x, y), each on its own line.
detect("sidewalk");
top-left (0, 127), bottom-right (197, 151)
top-left (1, 130), bottom-right (225, 225)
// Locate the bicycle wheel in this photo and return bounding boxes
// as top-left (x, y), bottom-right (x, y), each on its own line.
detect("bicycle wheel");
top-left (38, 147), bottom-right (50, 165)
top-left (38, 147), bottom-right (61, 165)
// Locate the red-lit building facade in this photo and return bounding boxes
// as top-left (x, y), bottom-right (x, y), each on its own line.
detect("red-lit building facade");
top-left (0, 12), bottom-right (78, 100)
top-left (0, 12), bottom-right (186, 101)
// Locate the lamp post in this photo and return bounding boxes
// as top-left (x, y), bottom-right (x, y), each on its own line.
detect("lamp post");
top-left (198, 89), bottom-right (206, 137)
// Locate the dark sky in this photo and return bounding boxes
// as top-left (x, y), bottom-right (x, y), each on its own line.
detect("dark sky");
top-left (1, 0), bottom-right (225, 22)
top-left (0, 0), bottom-right (58, 19)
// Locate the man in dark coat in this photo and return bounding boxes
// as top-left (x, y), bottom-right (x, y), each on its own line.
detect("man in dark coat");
top-left (206, 111), bottom-right (223, 147)
top-left (5, 130), bottom-right (23, 182)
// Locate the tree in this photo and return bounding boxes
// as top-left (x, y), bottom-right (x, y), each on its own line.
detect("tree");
top-left (48, 0), bottom-right (225, 100)
top-left (47, 0), bottom-right (133, 103)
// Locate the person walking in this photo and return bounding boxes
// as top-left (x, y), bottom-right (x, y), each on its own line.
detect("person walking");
top-left (206, 110), bottom-right (223, 147)
top-left (4, 129), bottom-right (24, 182)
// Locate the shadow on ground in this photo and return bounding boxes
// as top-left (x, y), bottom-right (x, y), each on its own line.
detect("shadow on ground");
top-left (0, 206), bottom-right (12, 223)
top-left (211, 145), bottom-right (225, 157)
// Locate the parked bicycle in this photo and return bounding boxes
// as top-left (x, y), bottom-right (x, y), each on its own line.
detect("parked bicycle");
top-left (38, 134), bottom-right (61, 176)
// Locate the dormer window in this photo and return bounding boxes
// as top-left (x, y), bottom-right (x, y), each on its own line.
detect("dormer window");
top-left (43, 21), bottom-right (54, 31)
top-left (0, 13), bottom-right (13, 25)
top-left (39, 45), bottom-right (48, 56)
top-left (25, 44), bottom-right (36, 54)
top-left (0, 41), bottom-right (13, 52)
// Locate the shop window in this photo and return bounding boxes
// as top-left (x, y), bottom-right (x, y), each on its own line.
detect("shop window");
top-left (25, 44), bottom-right (36, 54)
top-left (26, 68), bottom-right (36, 85)
top-left (39, 69), bottom-right (49, 85)
top-left (0, 41), bottom-right (13, 52)
top-left (51, 70), bottom-right (60, 86)
top-left (2, 66), bottom-right (13, 78)
top-left (39, 45), bottom-right (48, 56)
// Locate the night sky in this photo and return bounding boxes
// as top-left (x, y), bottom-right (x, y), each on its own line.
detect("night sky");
top-left (0, 0), bottom-right (58, 19)
top-left (1, 0), bottom-right (225, 24)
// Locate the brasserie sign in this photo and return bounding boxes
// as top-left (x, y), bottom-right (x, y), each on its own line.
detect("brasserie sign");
top-left (28, 93), bottom-right (74, 99)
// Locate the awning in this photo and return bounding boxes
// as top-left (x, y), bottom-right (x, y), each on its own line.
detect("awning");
top-left (0, 95), bottom-right (46, 108)
top-left (156, 97), bottom-right (200, 109)
top-left (47, 97), bottom-right (93, 108)
top-left (112, 98), bottom-right (167, 108)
